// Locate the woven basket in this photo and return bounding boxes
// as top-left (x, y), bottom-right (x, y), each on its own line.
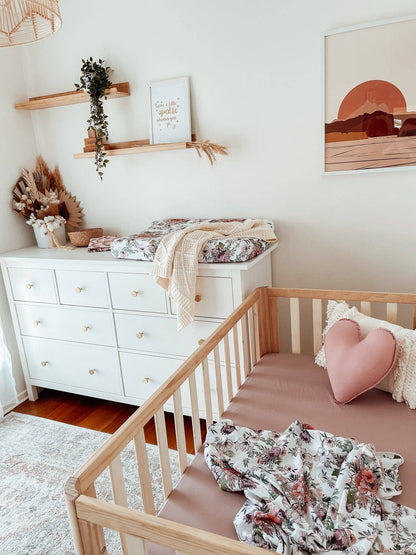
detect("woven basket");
top-left (68, 228), bottom-right (103, 248)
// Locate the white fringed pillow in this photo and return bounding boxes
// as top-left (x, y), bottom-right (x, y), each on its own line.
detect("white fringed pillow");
top-left (315, 300), bottom-right (416, 408)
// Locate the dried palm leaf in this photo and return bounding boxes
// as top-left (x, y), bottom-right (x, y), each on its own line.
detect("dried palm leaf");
top-left (34, 156), bottom-right (66, 193)
top-left (187, 140), bottom-right (228, 166)
top-left (58, 191), bottom-right (84, 231)
top-left (21, 168), bottom-right (47, 205)
top-left (52, 165), bottom-right (66, 192)
top-left (35, 156), bottom-right (50, 183)
top-left (12, 178), bottom-right (26, 201)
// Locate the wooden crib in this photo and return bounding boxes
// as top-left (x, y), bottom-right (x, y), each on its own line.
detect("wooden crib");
top-left (65, 286), bottom-right (416, 555)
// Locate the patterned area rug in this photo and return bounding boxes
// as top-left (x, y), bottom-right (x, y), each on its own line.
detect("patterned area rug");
top-left (0, 412), bottom-right (184, 555)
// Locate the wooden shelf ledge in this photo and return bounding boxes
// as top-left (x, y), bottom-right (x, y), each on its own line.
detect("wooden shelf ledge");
top-left (74, 140), bottom-right (191, 159)
top-left (15, 82), bottom-right (131, 110)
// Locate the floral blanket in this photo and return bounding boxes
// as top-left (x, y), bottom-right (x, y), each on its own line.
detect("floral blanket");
top-left (111, 218), bottom-right (274, 263)
top-left (205, 420), bottom-right (416, 554)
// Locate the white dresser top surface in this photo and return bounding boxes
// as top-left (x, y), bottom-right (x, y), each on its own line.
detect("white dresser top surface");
top-left (0, 243), bottom-right (277, 272)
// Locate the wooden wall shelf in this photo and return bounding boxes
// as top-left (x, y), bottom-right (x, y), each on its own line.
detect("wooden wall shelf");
top-left (15, 82), bottom-right (131, 110)
top-left (74, 139), bottom-right (191, 159)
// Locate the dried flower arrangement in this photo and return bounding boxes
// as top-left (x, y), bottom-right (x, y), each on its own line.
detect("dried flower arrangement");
top-left (186, 140), bottom-right (228, 165)
top-left (12, 156), bottom-right (83, 248)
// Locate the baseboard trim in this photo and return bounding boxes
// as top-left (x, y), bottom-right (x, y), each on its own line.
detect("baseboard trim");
top-left (4, 389), bottom-right (28, 414)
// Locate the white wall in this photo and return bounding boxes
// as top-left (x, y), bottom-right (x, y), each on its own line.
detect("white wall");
top-left (21, 0), bottom-right (416, 296)
top-left (3, 0), bottom-right (416, 398)
top-left (0, 47), bottom-right (37, 400)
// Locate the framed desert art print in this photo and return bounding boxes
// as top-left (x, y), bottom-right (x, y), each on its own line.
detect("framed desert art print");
top-left (323, 16), bottom-right (416, 174)
top-left (149, 77), bottom-right (192, 145)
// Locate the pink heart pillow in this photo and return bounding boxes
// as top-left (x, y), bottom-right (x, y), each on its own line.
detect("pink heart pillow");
top-left (324, 319), bottom-right (397, 404)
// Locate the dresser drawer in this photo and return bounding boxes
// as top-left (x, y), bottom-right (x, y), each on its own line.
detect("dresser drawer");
top-left (121, 351), bottom-right (221, 415)
top-left (8, 267), bottom-right (57, 303)
top-left (56, 270), bottom-right (108, 308)
top-left (115, 313), bottom-right (218, 356)
top-left (172, 276), bottom-right (234, 319)
top-left (17, 304), bottom-right (115, 347)
top-left (109, 273), bottom-right (167, 313)
top-left (23, 338), bottom-right (121, 395)
top-left (121, 352), bottom-right (179, 401)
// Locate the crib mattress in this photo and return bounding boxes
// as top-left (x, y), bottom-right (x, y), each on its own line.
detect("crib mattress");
top-left (150, 353), bottom-right (416, 554)
top-left (110, 218), bottom-right (273, 263)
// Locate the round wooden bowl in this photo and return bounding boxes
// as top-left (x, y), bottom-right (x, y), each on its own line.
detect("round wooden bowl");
top-left (68, 228), bottom-right (103, 248)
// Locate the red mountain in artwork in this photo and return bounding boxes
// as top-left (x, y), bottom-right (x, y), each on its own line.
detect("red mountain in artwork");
top-left (325, 111), bottom-right (398, 138)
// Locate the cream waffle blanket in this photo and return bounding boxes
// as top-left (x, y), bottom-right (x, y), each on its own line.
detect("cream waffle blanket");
top-left (151, 219), bottom-right (277, 330)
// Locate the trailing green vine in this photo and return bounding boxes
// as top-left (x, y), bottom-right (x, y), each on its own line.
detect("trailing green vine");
top-left (75, 57), bottom-right (112, 180)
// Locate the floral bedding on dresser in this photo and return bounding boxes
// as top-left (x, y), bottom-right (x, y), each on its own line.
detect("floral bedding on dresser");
top-left (111, 218), bottom-right (274, 263)
top-left (205, 420), bottom-right (416, 554)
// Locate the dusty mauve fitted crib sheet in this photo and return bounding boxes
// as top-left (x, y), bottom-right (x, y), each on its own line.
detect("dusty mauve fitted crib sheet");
top-left (148, 353), bottom-right (416, 554)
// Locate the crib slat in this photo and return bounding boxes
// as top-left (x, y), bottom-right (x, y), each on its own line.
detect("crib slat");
top-left (241, 313), bottom-right (251, 377)
top-left (109, 455), bottom-right (128, 506)
top-left (249, 307), bottom-right (257, 366)
top-left (386, 303), bottom-right (398, 324)
top-left (254, 304), bottom-right (262, 361)
top-left (232, 324), bottom-right (242, 389)
top-left (223, 334), bottom-right (233, 402)
top-left (312, 298), bottom-right (323, 354)
top-left (133, 429), bottom-right (156, 516)
top-left (290, 297), bottom-right (301, 354)
top-left (269, 296), bottom-right (279, 352)
top-left (125, 536), bottom-right (147, 554)
top-left (77, 483), bottom-right (107, 555)
top-left (361, 301), bottom-right (371, 316)
top-left (154, 409), bottom-right (173, 499)
top-left (188, 373), bottom-right (202, 452)
top-left (213, 345), bottom-right (224, 416)
top-left (110, 455), bottom-right (147, 554)
top-left (173, 389), bottom-right (188, 474)
top-left (414, 306), bottom-right (416, 330)
top-left (201, 358), bottom-right (213, 426)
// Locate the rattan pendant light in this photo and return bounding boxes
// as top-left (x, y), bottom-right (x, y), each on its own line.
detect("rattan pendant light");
top-left (0, 0), bottom-right (61, 47)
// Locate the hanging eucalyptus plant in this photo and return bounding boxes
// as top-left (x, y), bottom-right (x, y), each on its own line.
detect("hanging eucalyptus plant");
top-left (75, 57), bottom-right (112, 180)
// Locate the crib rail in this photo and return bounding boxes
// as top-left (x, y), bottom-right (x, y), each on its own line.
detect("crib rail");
top-left (269, 287), bottom-right (416, 355)
top-left (75, 495), bottom-right (266, 555)
top-left (66, 286), bottom-right (416, 555)
top-left (66, 287), bottom-right (264, 555)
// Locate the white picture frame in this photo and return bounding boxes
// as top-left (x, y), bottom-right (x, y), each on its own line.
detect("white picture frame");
top-left (322, 15), bottom-right (416, 175)
top-left (149, 77), bottom-right (192, 145)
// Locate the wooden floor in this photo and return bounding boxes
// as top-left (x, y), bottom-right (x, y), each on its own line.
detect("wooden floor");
top-left (14, 389), bottom-right (206, 454)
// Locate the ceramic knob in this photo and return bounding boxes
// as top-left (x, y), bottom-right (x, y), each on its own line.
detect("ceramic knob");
top-left (142, 377), bottom-right (150, 384)
top-left (195, 294), bottom-right (202, 302)
top-left (131, 290), bottom-right (139, 297)
top-left (26, 283), bottom-right (33, 290)
top-left (89, 369), bottom-right (96, 375)
top-left (34, 320), bottom-right (40, 327)
top-left (75, 287), bottom-right (83, 293)
top-left (41, 361), bottom-right (48, 367)
top-left (83, 326), bottom-right (90, 332)
top-left (136, 332), bottom-right (144, 339)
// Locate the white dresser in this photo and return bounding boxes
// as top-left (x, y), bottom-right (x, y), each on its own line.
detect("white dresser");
top-left (0, 245), bottom-right (276, 415)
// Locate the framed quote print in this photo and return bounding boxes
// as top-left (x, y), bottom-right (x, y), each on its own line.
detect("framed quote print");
top-left (149, 77), bottom-right (191, 144)
top-left (324, 16), bottom-right (416, 174)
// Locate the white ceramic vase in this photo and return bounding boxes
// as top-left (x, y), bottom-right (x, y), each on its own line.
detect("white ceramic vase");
top-left (33, 223), bottom-right (66, 249)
